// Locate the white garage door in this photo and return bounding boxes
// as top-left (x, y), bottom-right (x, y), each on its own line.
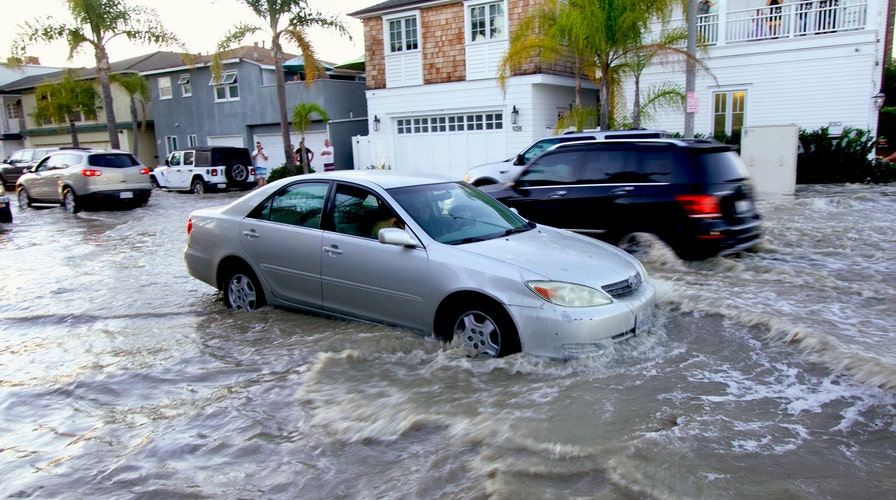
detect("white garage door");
top-left (393, 112), bottom-right (506, 179)
top-left (254, 132), bottom-right (328, 171)
top-left (207, 135), bottom-right (245, 148)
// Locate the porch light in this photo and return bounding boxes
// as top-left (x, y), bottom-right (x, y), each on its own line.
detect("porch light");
top-left (373, 115), bottom-right (380, 132)
top-left (872, 90), bottom-right (886, 111)
top-left (511, 105), bottom-right (519, 125)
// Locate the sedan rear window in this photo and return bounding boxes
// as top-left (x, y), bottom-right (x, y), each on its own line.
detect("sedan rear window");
top-left (88, 154), bottom-right (141, 168)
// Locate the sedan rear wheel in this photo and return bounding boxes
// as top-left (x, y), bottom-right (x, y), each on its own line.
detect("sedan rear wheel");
top-left (62, 187), bottom-right (80, 214)
top-left (447, 302), bottom-right (520, 357)
top-left (223, 266), bottom-right (266, 311)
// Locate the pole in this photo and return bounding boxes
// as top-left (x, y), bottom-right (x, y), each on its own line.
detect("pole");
top-left (685, 0), bottom-right (697, 138)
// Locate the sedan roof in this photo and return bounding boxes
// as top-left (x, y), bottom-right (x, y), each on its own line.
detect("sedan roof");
top-left (290, 170), bottom-right (459, 190)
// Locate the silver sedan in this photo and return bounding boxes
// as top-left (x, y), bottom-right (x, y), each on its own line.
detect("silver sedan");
top-left (184, 171), bottom-right (655, 359)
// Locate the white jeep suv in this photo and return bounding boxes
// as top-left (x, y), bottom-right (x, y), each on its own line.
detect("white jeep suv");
top-left (464, 129), bottom-right (670, 186)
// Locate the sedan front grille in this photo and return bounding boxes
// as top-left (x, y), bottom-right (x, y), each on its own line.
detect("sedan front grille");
top-left (602, 273), bottom-right (642, 299)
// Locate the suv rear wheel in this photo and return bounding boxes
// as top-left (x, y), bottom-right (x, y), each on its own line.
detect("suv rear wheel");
top-left (62, 187), bottom-right (81, 214)
top-left (225, 163), bottom-right (250, 184)
top-left (190, 178), bottom-right (206, 194)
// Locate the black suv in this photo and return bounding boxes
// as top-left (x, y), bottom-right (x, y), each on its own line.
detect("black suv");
top-left (480, 139), bottom-right (762, 260)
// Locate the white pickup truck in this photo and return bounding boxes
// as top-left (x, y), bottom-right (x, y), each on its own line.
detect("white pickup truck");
top-left (151, 146), bottom-right (255, 193)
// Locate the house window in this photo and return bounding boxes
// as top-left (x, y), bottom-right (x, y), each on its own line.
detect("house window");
top-left (210, 70), bottom-right (239, 102)
top-left (387, 15), bottom-right (419, 53)
top-left (713, 91), bottom-right (746, 137)
top-left (187, 134), bottom-right (198, 147)
top-left (6, 102), bottom-right (21, 119)
top-left (166, 135), bottom-right (178, 154)
top-left (469, 1), bottom-right (506, 42)
top-left (178, 74), bottom-right (191, 97)
top-left (158, 76), bottom-right (172, 100)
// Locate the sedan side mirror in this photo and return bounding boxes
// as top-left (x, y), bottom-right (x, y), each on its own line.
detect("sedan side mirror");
top-left (377, 228), bottom-right (419, 247)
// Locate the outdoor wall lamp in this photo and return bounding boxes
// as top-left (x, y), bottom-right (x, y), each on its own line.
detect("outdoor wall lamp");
top-left (373, 115), bottom-right (380, 132)
top-left (511, 105), bottom-right (519, 125)
top-left (872, 90), bottom-right (886, 111)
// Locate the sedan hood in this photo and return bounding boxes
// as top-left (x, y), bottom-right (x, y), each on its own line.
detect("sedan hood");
top-left (456, 226), bottom-right (641, 285)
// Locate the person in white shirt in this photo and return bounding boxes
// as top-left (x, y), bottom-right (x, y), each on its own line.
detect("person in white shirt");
top-left (321, 139), bottom-right (335, 172)
top-left (252, 141), bottom-right (269, 187)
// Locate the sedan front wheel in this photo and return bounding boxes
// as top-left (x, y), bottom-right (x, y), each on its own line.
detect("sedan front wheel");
top-left (223, 266), bottom-right (266, 311)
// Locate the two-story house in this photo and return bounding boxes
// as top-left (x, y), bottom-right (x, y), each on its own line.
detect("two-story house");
top-left (350, 0), bottom-right (597, 177)
top-left (633, 0), bottom-right (890, 141)
top-left (142, 43), bottom-right (369, 170)
top-left (351, 0), bottom-right (891, 177)
top-left (1, 61), bottom-right (66, 160)
top-left (0, 52), bottom-right (191, 169)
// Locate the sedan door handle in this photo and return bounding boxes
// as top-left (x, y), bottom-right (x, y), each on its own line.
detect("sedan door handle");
top-left (242, 229), bottom-right (260, 239)
top-left (547, 190), bottom-right (567, 198)
top-left (323, 245), bottom-right (343, 255)
top-left (610, 187), bottom-right (634, 194)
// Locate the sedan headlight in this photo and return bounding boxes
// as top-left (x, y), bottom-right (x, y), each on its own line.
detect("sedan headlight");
top-left (526, 281), bottom-right (612, 307)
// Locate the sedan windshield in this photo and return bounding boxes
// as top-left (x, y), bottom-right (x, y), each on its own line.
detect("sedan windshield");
top-left (389, 182), bottom-right (533, 244)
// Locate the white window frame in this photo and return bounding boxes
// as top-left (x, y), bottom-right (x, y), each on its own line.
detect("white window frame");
top-left (187, 134), bottom-right (198, 147)
top-left (384, 13), bottom-right (420, 54)
top-left (209, 70), bottom-right (239, 102)
top-left (178, 74), bottom-right (192, 97)
top-left (158, 76), bottom-right (172, 100)
top-left (396, 112), bottom-right (504, 135)
top-left (466, 0), bottom-right (507, 43)
top-left (712, 90), bottom-right (747, 136)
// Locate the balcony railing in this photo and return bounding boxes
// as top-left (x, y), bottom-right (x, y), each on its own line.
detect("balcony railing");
top-left (696, 0), bottom-right (867, 45)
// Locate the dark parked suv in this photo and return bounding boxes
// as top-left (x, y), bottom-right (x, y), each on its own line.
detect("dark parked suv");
top-left (480, 139), bottom-right (762, 260)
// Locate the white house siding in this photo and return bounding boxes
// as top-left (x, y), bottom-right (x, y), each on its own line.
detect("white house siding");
top-left (365, 75), bottom-right (593, 178)
top-left (627, 1), bottom-right (886, 137)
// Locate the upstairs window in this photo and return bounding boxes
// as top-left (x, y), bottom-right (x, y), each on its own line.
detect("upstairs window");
top-left (210, 70), bottom-right (239, 102)
top-left (178, 74), bottom-right (192, 97)
top-left (388, 15), bottom-right (419, 53)
top-left (158, 76), bottom-right (172, 100)
top-left (469, 1), bottom-right (506, 42)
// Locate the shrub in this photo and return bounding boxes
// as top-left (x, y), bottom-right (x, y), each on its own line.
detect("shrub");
top-left (796, 127), bottom-right (895, 184)
top-left (267, 163), bottom-right (314, 183)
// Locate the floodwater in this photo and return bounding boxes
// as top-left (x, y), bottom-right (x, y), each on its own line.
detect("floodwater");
top-left (0, 184), bottom-right (894, 498)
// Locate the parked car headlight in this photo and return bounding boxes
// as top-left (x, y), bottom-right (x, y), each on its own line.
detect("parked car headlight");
top-left (526, 281), bottom-right (612, 307)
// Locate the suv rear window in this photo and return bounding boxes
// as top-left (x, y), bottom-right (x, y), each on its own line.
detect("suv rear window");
top-left (88, 154), bottom-right (140, 168)
top-left (210, 148), bottom-right (252, 166)
top-left (693, 151), bottom-right (751, 184)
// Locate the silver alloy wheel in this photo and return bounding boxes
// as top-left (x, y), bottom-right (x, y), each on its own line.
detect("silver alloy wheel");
top-left (191, 179), bottom-right (205, 194)
top-left (227, 273), bottom-right (258, 310)
top-left (62, 188), bottom-right (79, 214)
top-left (229, 163), bottom-right (248, 182)
top-left (454, 310), bottom-right (501, 357)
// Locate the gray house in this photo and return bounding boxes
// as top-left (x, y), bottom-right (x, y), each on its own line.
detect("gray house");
top-left (142, 44), bottom-right (368, 171)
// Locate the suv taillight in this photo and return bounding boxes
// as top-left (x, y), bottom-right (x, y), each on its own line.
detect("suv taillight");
top-left (676, 194), bottom-right (722, 219)
top-left (140, 167), bottom-right (150, 175)
top-left (80, 169), bottom-right (103, 177)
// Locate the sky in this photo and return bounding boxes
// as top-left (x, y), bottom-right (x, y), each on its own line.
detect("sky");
top-left (0, 0), bottom-right (375, 69)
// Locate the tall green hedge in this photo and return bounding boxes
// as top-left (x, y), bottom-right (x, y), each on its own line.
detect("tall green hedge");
top-left (797, 127), bottom-right (896, 184)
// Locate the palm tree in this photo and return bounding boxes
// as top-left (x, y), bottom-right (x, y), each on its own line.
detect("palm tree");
top-left (291, 102), bottom-right (329, 174)
top-left (12, 0), bottom-right (183, 150)
top-left (32, 70), bottom-right (99, 147)
top-left (110, 73), bottom-right (150, 156)
top-left (500, 0), bottom-right (696, 131)
top-left (216, 0), bottom-right (348, 172)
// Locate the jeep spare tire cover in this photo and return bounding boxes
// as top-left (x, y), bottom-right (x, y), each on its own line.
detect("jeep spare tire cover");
top-left (226, 163), bottom-right (250, 184)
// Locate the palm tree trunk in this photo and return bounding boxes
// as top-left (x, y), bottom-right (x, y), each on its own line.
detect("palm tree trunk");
top-left (96, 48), bottom-right (120, 150)
top-left (272, 39), bottom-right (296, 175)
top-left (130, 97), bottom-right (139, 157)
top-left (69, 120), bottom-right (80, 147)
